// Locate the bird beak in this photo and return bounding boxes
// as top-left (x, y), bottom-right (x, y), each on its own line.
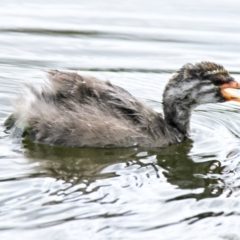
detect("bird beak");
top-left (220, 80), bottom-right (240, 102)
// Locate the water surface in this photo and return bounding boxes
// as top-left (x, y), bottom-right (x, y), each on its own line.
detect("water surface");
top-left (1, 0), bottom-right (240, 239)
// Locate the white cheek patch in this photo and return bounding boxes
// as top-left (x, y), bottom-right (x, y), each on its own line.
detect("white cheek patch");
top-left (165, 79), bottom-right (216, 105)
top-left (167, 80), bottom-right (199, 97)
top-left (199, 92), bottom-right (217, 104)
top-left (180, 80), bottom-right (199, 92)
top-left (190, 83), bottom-right (216, 104)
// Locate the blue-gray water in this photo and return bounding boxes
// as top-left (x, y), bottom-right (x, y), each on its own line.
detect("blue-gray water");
top-left (1, 0), bottom-right (240, 239)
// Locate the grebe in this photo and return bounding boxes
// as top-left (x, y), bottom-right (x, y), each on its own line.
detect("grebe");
top-left (5, 62), bottom-right (240, 147)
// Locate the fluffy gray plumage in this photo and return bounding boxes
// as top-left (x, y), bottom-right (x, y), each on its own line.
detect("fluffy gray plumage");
top-left (5, 61), bottom-right (234, 147)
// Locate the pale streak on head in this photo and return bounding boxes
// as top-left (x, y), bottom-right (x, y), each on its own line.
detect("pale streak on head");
top-left (203, 69), bottom-right (227, 77)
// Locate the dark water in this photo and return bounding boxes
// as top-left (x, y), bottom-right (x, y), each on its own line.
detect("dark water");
top-left (1, 0), bottom-right (240, 239)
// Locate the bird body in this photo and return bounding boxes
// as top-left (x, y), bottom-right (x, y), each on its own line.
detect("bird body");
top-left (5, 62), bottom-right (240, 148)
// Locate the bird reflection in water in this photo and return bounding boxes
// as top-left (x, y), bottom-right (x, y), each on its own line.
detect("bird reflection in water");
top-left (23, 138), bottom-right (227, 202)
top-left (155, 140), bottom-right (226, 201)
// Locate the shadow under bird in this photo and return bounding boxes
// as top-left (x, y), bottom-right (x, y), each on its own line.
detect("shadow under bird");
top-left (4, 61), bottom-right (240, 148)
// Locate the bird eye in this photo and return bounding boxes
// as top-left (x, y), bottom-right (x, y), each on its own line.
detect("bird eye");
top-left (213, 76), bottom-right (229, 85)
top-left (218, 77), bottom-right (225, 83)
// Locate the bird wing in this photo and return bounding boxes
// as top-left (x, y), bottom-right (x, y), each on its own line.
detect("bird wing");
top-left (46, 70), bottom-right (157, 125)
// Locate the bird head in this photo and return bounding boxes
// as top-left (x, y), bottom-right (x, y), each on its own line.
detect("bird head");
top-left (163, 61), bottom-right (240, 106)
top-left (163, 61), bottom-right (240, 134)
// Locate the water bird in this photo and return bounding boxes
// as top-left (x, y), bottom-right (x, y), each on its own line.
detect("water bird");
top-left (4, 61), bottom-right (240, 148)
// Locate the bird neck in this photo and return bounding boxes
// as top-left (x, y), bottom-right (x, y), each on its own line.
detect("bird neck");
top-left (163, 101), bottom-right (192, 136)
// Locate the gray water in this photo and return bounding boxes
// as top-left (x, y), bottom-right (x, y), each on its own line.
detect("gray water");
top-left (1, 0), bottom-right (240, 239)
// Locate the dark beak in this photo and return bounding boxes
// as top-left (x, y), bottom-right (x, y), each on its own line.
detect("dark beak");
top-left (220, 80), bottom-right (240, 102)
